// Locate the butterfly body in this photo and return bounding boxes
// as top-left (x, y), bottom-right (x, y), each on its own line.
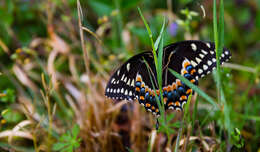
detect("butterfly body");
top-left (105, 40), bottom-right (231, 116)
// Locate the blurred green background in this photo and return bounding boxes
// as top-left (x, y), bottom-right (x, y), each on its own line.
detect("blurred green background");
top-left (0, 0), bottom-right (259, 151)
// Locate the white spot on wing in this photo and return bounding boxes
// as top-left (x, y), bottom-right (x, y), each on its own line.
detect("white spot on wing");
top-left (126, 63), bottom-right (130, 72)
top-left (199, 53), bottom-right (205, 58)
top-left (121, 74), bottom-right (125, 81)
top-left (196, 57), bottom-right (202, 63)
top-left (191, 43), bottom-right (197, 51)
top-left (131, 79), bottom-right (135, 86)
top-left (198, 69), bottom-right (203, 74)
top-left (124, 77), bottom-right (127, 82)
top-left (121, 88), bottom-right (124, 93)
top-left (206, 43), bottom-right (211, 48)
top-left (125, 90), bottom-right (128, 95)
top-left (210, 50), bottom-right (214, 54)
top-left (212, 58), bottom-right (216, 62)
top-left (203, 65), bottom-right (208, 70)
top-left (117, 88), bottom-right (120, 93)
top-left (129, 91), bottom-right (132, 96)
top-left (191, 60), bottom-right (198, 67)
top-left (127, 79), bottom-right (131, 86)
top-left (107, 88), bottom-right (110, 92)
top-left (111, 78), bottom-right (115, 83)
top-left (225, 51), bottom-right (229, 55)
top-left (201, 49), bottom-right (208, 55)
top-left (207, 60), bottom-right (212, 66)
top-left (117, 70), bottom-right (120, 76)
top-left (113, 89), bottom-right (116, 93)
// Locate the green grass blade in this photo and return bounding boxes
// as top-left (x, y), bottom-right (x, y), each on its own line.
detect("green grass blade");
top-left (169, 69), bottom-right (219, 109)
top-left (154, 17), bottom-right (166, 51)
top-left (213, 0), bottom-right (221, 102)
top-left (137, 7), bottom-right (158, 72)
top-left (219, 0), bottom-right (225, 54)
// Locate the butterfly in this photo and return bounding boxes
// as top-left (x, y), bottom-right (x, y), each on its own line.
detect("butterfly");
top-left (105, 40), bottom-right (231, 117)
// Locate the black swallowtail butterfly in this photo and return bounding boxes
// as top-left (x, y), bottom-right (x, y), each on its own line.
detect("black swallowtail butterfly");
top-left (105, 40), bottom-right (231, 117)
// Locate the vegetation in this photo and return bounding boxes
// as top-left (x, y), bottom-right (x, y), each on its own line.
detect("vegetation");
top-left (0, 0), bottom-right (259, 151)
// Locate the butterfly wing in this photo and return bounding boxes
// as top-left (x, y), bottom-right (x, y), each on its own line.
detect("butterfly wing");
top-left (164, 40), bottom-right (231, 78)
top-left (105, 52), bottom-right (157, 101)
top-left (105, 40), bottom-right (232, 116)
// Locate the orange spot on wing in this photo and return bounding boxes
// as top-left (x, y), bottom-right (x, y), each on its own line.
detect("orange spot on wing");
top-left (167, 85), bottom-right (172, 92)
top-left (168, 102), bottom-right (174, 106)
top-left (177, 80), bottom-right (182, 86)
top-left (186, 89), bottom-right (192, 94)
top-left (140, 96), bottom-right (144, 100)
top-left (146, 103), bottom-right (151, 107)
top-left (156, 109), bottom-right (159, 113)
top-left (190, 69), bottom-right (196, 75)
top-left (136, 76), bottom-right (142, 82)
top-left (151, 106), bottom-right (155, 110)
top-left (180, 95), bottom-right (187, 100)
top-left (135, 87), bottom-right (140, 92)
top-left (141, 83), bottom-right (145, 88)
top-left (184, 61), bottom-right (190, 68)
top-left (190, 79), bottom-right (195, 83)
top-left (175, 101), bottom-right (180, 107)
top-left (172, 83), bottom-right (177, 90)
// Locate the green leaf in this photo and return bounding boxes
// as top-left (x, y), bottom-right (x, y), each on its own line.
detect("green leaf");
top-left (72, 124), bottom-right (80, 138)
top-left (2, 108), bottom-right (24, 123)
top-left (52, 143), bottom-right (67, 151)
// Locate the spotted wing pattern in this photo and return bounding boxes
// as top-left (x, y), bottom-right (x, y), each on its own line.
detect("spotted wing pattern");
top-left (105, 40), bottom-right (231, 117)
top-left (105, 52), bottom-right (154, 101)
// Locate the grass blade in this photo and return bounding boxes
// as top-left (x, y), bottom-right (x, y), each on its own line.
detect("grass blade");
top-left (154, 17), bottom-right (166, 51)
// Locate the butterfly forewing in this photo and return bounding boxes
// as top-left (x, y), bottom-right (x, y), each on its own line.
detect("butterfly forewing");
top-left (165, 40), bottom-right (231, 78)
